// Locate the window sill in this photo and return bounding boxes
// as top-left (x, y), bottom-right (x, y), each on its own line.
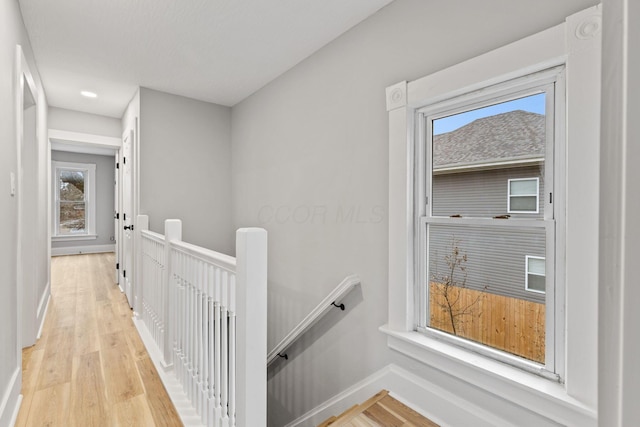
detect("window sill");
top-left (379, 325), bottom-right (596, 425)
top-left (52, 234), bottom-right (98, 242)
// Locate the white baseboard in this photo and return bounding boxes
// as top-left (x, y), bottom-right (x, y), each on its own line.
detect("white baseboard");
top-left (132, 316), bottom-right (204, 427)
top-left (0, 367), bottom-right (21, 427)
top-left (36, 287), bottom-right (51, 341)
top-left (284, 364), bottom-right (512, 427)
top-left (51, 244), bottom-right (115, 256)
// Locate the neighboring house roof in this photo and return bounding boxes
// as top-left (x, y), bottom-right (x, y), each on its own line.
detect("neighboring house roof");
top-left (433, 110), bottom-right (545, 171)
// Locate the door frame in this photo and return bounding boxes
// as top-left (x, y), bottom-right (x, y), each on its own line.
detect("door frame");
top-left (16, 44), bottom-right (43, 351)
top-left (48, 130), bottom-right (121, 279)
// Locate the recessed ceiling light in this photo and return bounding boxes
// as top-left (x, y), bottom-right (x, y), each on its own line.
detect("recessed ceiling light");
top-left (81, 90), bottom-right (97, 98)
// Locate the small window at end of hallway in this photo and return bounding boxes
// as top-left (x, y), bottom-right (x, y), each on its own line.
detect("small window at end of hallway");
top-left (53, 161), bottom-right (96, 239)
top-left (508, 178), bottom-right (539, 213)
top-left (526, 255), bottom-right (545, 293)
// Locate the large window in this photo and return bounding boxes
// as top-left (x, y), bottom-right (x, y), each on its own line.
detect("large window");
top-left (53, 161), bottom-right (96, 239)
top-left (416, 70), bottom-right (561, 374)
top-left (384, 8), bottom-right (600, 423)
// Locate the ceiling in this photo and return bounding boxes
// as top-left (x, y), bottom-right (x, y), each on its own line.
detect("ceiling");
top-left (18, 0), bottom-right (393, 118)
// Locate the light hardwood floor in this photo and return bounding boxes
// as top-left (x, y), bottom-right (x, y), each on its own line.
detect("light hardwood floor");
top-left (16, 253), bottom-right (182, 426)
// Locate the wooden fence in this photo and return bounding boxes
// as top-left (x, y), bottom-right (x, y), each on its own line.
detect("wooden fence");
top-left (429, 283), bottom-right (545, 363)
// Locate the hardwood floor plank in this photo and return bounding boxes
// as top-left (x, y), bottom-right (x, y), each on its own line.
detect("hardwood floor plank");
top-left (136, 356), bottom-right (182, 426)
top-left (25, 382), bottom-right (71, 426)
top-left (100, 331), bottom-right (145, 403)
top-left (364, 402), bottom-right (405, 426)
top-left (74, 303), bottom-right (100, 356)
top-left (378, 395), bottom-right (439, 427)
top-left (112, 394), bottom-right (156, 427)
top-left (69, 351), bottom-right (109, 427)
top-left (37, 325), bottom-right (74, 390)
top-left (96, 300), bottom-right (121, 336)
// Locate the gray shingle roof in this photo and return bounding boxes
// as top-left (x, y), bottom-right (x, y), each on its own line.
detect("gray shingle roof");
top-left (433, 110), bottom-right (545, 169)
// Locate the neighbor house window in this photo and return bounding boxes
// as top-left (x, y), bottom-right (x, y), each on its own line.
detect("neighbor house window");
top-left (526, 256), bottom-right (546, 293)
top-left (416, 69), bottom-right (561, 373)
top-left (508, 178), bottom-right (539, 213)
top-left (53, 161), bottom-right (96, 239)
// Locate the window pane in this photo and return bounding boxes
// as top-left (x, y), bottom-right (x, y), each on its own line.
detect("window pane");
top-left (510, 179), bottom-right (537, 195)
top-left (59, 201), bottom-right (86, 234)
top-left (427, 223), bottom-right (545, 363)
top-left (431, 93), bottom-right (545, 218)
top-left (527, 257), bottom-right (545, 275)
top-left (527, 274), bottom-right (545, 293)
top-left (59, 170), bottom-right (86, 201)
top-left (510, 196), bottom-right (537, 212)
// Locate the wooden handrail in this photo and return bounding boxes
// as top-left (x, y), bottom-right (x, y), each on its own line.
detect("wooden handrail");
top-left (267, 274), bottom-right (360, 366)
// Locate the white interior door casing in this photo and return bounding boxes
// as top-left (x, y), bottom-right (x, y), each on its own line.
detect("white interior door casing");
top-left (121, 129), bottom-right (134, 307)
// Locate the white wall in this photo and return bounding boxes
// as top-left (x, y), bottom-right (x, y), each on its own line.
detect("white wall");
top-left (0, 0), bottom-right (47, 424)
top-left (139, 88), bottom-right (233, 253)
top-left (230, 0), bottom-right (598, 425)
top-left (51, 150), bottom-right (116, 251)
top-left (48, 106), bottom-right (121, 137)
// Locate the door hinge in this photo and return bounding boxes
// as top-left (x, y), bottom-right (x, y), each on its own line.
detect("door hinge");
top-left (123, 270), bottom-right (126, 278)
top-left (123, 157), bottom-right (126, 164)
top-left (116, 263), bottom-right (119, 270)
top-left (116, 162), bottom-right (119, 169)
top-left (123, 213), bottom-right (126, 221)
top-left (549, 192), bottom-right (553, 203)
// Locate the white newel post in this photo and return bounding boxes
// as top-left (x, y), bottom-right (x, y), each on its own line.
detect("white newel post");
top-left (164, 219), bottom-right (182, 368)
top-left (135, 214), bottom-right (149, 318)
top-left (235, 228), bottom-right (268, 427)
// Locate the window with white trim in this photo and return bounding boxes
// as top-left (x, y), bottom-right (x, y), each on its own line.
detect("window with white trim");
top-left (508, 178), bottom-right (540, 213)
top-left (53, 161), bottom-right (96, 239)
top-left (526, 255), bottom-right (545, 293)
top-left (416, 69), bottom-right (561, 373)
top-left (385, 7), bottom-right (601, 422)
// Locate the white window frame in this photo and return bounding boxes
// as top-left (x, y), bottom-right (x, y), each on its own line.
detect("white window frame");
top-left (525, 255), bottom-right (546, 293)
top-left (508, 177), bottom-right (540, 214)
top-left (52, 161), bottom-right (97, 241)
top-left (382, 6), bottom-right (600, 425)
top-left (416, 69), bottom-right (559, 377)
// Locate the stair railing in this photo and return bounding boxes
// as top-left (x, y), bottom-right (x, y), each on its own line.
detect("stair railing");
top-left (135, 215), bottom-right (267, 427)
top-left (267, 274), bottom-right (360, 366)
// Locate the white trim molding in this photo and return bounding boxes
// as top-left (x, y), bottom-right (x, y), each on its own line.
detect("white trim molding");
top-left (283, 363), bottom-right (564, 427)
top-left (385, 4), bottom-right (601, 426)
top-left (51, 244), bottom-right (115, 256)
top-left (49, 129), bottom-right (121, 152)
top-left (385, 81), bottom-right (407, 111)
top-left (0, 367), bottom-right (21, 427)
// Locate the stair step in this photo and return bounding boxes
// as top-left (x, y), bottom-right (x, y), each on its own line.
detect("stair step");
top-left (317, 390), bottom-right (439, 427)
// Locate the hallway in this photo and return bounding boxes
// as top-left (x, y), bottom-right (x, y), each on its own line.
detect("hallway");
top-left (16, 253), bottom-right (182, 426)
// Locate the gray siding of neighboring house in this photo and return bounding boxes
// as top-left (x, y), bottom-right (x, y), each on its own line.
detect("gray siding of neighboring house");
top-left (432, 165), bottom-right (545, 218)
top-left (428, 223), bottom-right (546, 304)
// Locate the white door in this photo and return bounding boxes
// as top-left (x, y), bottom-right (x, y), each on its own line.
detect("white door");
top-left (121, 129), bottom-right (134, 307)
top-left (114, 154), bottom-right (120, 285)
